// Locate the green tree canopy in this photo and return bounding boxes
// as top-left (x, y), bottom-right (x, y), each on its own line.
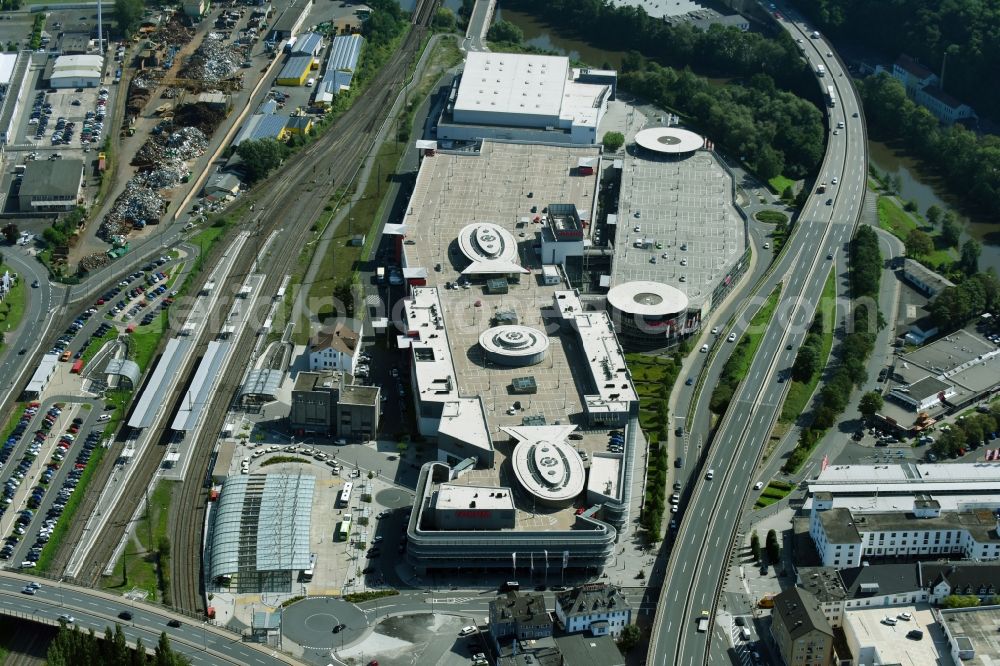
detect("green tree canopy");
top-left (602, 131), bottom-right (625, 152)
top-left (904, 229), bottom-right (934, 257)
top-left (487, 19), bottom-right (524, 44)
top-left (236, 138), bottom-right (289, 184)
top-left (858, 390), bottom-right (883, 420)
top-left (941, 213), bottom-right (962, 248)
top-left (960, 238), bottom-right (981, 275)
top-left (432, 7), bottom-right (456, 31)
top-left (925, 204), bottom-right (942, 227)
top-left (115, 0), bottom-right (144, 36)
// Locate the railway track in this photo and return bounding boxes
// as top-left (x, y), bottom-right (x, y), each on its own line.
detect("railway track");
top-left (160, 1), bottom-right (438, 613)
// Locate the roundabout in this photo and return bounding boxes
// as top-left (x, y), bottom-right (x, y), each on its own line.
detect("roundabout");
top-left (281, 597), bottom-right (369, 651)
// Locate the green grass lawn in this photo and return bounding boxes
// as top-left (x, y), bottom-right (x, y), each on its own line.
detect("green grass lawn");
top-left (754, 480), bottom-right (794, 508)
top-left (731, 284), bottom-right (782, 381)
top-left (102, 480), bottom-right (175, 601)
top-left (779, 269), bottom-right (836, 423)
top-left (0, 265), bottom-right (28, 347)
top-left (625, 353), bottom-right (679, 444)
top-left (876, 197), bottom-right (954, 269)
top-left (754, 210), bottom-right (788, 224)
top-left (81, 327), bottom-right (118, 365)
top-left (768, 174), bottom-right (795, 195)
top-left (129, 311), bottom-right (168, 371)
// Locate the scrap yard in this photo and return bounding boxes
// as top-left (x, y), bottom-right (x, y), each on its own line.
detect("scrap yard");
top-left (31, 0), bottom-right (443, 620)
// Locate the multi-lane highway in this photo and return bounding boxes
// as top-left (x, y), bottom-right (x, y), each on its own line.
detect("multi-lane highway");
top-left (0, 570), bottom-right (296, 665)
top-left (648, 8), bottom-right (869, 665)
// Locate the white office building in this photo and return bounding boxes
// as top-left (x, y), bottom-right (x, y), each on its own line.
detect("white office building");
top-left (806, 464), bottom-right (1000, 568)
top-left (554, 583), bottom-right (632, 637)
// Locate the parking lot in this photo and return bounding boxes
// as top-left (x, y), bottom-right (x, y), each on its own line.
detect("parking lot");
top-left (614, 153), bottom-right (747, 309)
top-left (0, 398), bottom-right (106, 567)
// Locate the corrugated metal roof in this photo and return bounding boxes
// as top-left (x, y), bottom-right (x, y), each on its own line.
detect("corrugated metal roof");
top-left (129, 338), bottom-right (192, 429)
top-left (327, 33), bottom-right (364, 72)
top-left (291, 31), bottom-right (323, 55)
top-left (233, 113), bottom-right (289, 146)
top-left (171, 340), bottom-right (228, 431)
top-left (277, 54), bottom-right (312, 81)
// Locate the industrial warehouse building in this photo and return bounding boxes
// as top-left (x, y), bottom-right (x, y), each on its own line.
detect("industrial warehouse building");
top-left (276, 54), bottom-right (314, 86)
top-left (46, 54), bottom-right (103, 88)
top-left (315, 33), bottom-right (364, 106)
top-left (268, 0), bottom-right (312, 41)
top-left (208, 474), bottom-right (314, 593)
top-left (18, 159), bottom-right (84, 212)
top-left (437, 52), bottom-right (616, 145)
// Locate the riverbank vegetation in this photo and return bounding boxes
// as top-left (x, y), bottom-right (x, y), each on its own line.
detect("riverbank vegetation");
top-left (499, 0), bottom-right (825, 181)
top-left (859, 73), bottom-right (999, 218)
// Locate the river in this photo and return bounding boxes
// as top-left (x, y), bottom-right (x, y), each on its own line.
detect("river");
top-left (869, 141), bottom-right (1000, 273)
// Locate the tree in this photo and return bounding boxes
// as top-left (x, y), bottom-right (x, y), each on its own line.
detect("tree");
top-left (941, 214), bottom-right (962, 248)
top-left (781, 185), bottom-right (794, 201)
top-left (858, 390), bottom-right (884, 420)
top-left (791, 345), bottom-right (819, 382)
top-left (765, 529), bottom-right (780, 564)
top-left (617, 623), bottom-right (641, 652)
top-left (602, 131), bottom-right (625, 152)
top-left (432, 7), bottom-right (456, 31)
top-left (750, 531), bottom-right (761, 562)
top-left (236, 138), bottom-right (288, 184)
top-left (960, 238), bottom-right (981, 275)
top-left (1, 223), bottom-right (17, 244)
top-left (942, 594), bottom-right (981, 609)
top-left (114, 0), bottom-right (144, 36)
top-left (925, 204), bottom-right (942, 227)
top-left (904, 229), bottom-right (933, 257)
top-left (486, 19), bottom-right (523, 44)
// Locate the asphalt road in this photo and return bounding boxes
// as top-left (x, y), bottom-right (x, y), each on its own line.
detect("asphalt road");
top-left (648, 6), bottom-right (869, 664)
top-left (0, 570), bottom-right (296, 666)
top-left (0, 247), bottom-right (56, 402)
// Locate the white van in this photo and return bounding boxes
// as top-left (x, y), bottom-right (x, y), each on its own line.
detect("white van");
top-left (740, 627), bottom-right (751, 640)
top-left (306, 77), bottom-right (315, 87)
top-left (706, 469), bottom-right (715, 480)
top-left (97, 414), bottom-right (111, 422)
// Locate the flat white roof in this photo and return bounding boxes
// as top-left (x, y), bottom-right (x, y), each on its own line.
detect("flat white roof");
top-left (435, 483), bottom-right (514, 512)
top-left (455, 51), bottom-right (568, 120)
top-left (129, 338), bottom-right (192, 429)
top-left (560, 80), bottom-right (604, 128)
top-left (505, 426), bottom-right (586, 505)
top-left (843, 606), bottom-right (939, 666)
top-left (810, 493), bottom-right (1000, 515)
top-left (404, 287), bottom-right (492, 451)
top-left (812, 462), bottom-right (1000, 488)
top-left (607, 280), bottom-right (689, 316)
top-left (479, 325), bottom-right (550, 361)
top-left (458, 222), bottom-right (519, 264)
top-left (53, 54), bottom-right (103, 68)
top-left (587, 454), bottom-right (621, 500)
top-left (634, 127), bottom-right (704, 154)
top-left (0, 53), bottom-right (16, 86)
top-left (575, 311), bottom-right (638, 408)
top-left (171, 340), bottom-right (228, 431)
top-left (26, 353), bottom-right (59, 394)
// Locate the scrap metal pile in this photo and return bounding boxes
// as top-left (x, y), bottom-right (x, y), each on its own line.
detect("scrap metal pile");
top-left (132, 126), bottom-right (208, 166)
top-left (126, 77), bottom-right (153, 117)
top-left (180, 33), bottom-right (245, 82)
top-left (173, 102), bottom-right (226, 136)
top-left (98, 180), bottom-right (166, 240)
top-left (156, 12), bottom-right (195, 47)
top-left (79, 252), bottom-right (113, 272)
